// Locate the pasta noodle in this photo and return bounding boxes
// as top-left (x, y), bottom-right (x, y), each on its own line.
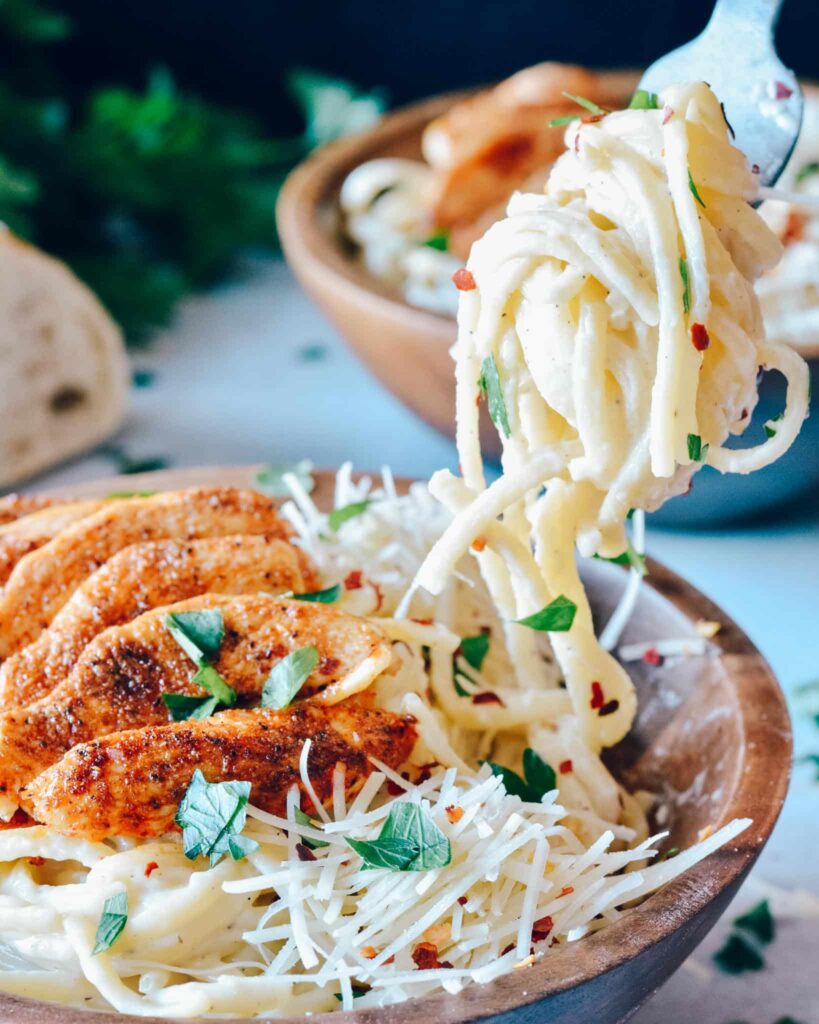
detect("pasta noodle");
top-left (411, 82), bottom-right (809, 752)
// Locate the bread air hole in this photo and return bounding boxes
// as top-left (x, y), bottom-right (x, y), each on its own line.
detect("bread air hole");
top-left (49, 386), bottom-right (88, 414)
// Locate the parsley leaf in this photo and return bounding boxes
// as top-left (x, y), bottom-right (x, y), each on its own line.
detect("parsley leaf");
top-left (424, 230), bottom-right (448, 252)
top-left (628, 89), bottom-right (659, 110)
top-left (293, 584), bottom-right (341, 604)
top-left (597, 542), bottom-right (647, 577)
top-left (328, 500), bottom-right (375, 531)
top-left (515, 594), bottom-right (577, 632)
top-left (175, 769), bottom-right (259, 867)
top-left (562, 91), bottom-right (605, 115)
top-left (346, 803), bottom-right (451, 872)
top-left (165, 609), bottom-right (224, 661)
top-left (261, 646), bottom-right (319, 709)
top-left (483, 747), bottom-right (557, 802)
top-left (334, 985), bottom-right (370, 1001)
top-left (192, 663), bottom-right (237, 707)
top-left (679, 257), bottom-right (690, 314)
top-left (688, 169), bottom-right (706, 208)
top-left (713, 931), bottom-right (764, 973)
top-left (255, 460), bottom-right (315, 497)
top-left (549, 114), bottom-right (578, 127)
top-left (105, 489), bottom-right (157, 499)
top-left (293, 806), bottom-right (329, 849)
top-left (764, 413), bottom-right (783, 439)
top-left (478, 354), bottom-right (511, 438)
top-left (161, 692), bottom-right (220, 721)
top-left (734, 900), bottom-right (775, 944)
top-left (796, 162), bottom-right (819, 184)
top-left (92, 891), bottom-right (128, 955)
top-left (460, 633), bottom-right (490, 672)
top-left (687, 433), bottom-right (710, 462)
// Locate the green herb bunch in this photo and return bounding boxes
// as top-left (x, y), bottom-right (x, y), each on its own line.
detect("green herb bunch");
top-left (0, 0), bottom-right (384, 340)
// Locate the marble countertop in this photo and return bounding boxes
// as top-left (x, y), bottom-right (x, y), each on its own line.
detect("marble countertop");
top-left (31, 258), bottom-right (819, 1024)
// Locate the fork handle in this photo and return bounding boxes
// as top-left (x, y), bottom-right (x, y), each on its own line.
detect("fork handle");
top-left (705, 0), bottom-right (785, 36)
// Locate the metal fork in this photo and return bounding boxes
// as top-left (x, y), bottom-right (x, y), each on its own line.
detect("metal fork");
top-left (638, 0), bottom-right (802, 187)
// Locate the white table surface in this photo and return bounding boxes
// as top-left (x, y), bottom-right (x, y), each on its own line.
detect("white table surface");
top-left (28, 258), bottom-right (819, 1024)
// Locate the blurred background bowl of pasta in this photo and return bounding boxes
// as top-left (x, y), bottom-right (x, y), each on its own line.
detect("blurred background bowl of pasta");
top-left (278, 70), bottom-right (819, 527)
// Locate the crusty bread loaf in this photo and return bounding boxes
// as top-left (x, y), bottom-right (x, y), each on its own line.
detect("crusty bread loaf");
top-left (0, 229), bottom-right (128, 487)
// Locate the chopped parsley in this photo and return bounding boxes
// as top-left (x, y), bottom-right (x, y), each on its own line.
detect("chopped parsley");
top-left (628, 89), bottom-right (659, 110)
top-left (796, 162), bottom-right (819, 184)
top-left (482, 748), bottom-right (557, 802)
top-left (334, 985), bottom-right (370, 1001)
top-left (328, 500), bottom-right (375, 531)
top-left (562, 91), bottom-right (605, 114)
top-left (347, 802), bottom-right (451, 872)
top-left (734, 899), bottom-right (775, 944)
top-left (424, 230), bottom-right (448, 252)
top-left (255, 460), bottom-right (315, 497)
top-left (679, 257), bottom-right (690, 314)
top-left (261, 645), bottom-right (319, 709)
top-left (597, 542), bottom-right (647, 577)
top-left (688, 169), bottom-right (706, 208)
top-left (293, 584), bottom-right (341, 604)
top-left (175, 769), bottom-right (259, 867)
top-left (478, 355), bottom-right (511, 438)
top-left (92, 891), bottom-right (128, 955)
top-left (515, 594), bottom-right (577, 632)
top-left (687, 433), bottom-right (709, 462)
top-left (460, 632), bottom-right (490, 671)
top-left (163, 609), bottom-right (236, 720)
top-left (293, 806), bottom-right (329, 849)
top-left (764, 413), bottom-right (783, 438)
top-left (105, 489), bottom-right (157, 499)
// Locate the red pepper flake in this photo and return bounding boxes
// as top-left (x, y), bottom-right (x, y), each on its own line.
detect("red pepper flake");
top-left (445, 805), bottom-right (464, 824)
top-left (457, 895), bottom-right (469, 906)
top-left (740, 408), bottom-right (749, 421)
top-left (371, 580), bottom-right (385, 613)
top-left (360, 946), bottom-right (378, 959)
top-left (590, 681), bottom-right (605, 710)
top-left (471, 536), bottom-right (487, 552)
top-left (752, 163), bottom-right (761, 175)
top-left (452, 268), bottom-right (476, 291)
top-left (691, 323), bottom-right (710, 351)
top-left (783, 210), bottom-right (806, 245)
top-left (599, 698), bottom-right (620, 717)
top-left (296, 842), bottom-right (316, 862)
top-left (386, 772), bottom-right (409, 796)
top-left (472, 691), bottom-right (506, 707)
top-left (344, 570), bottom-right (363, 590)
top-left (411, 617), bottom-right (433, 626)
top-left (582, 113), bottom-right (605, 124)
top-left (774, 80), bottom-right (793, 100)
top-left (384, 954), bottom-right (395, 965)
top-left (558, 759), bottom-right (573, 774)
top-left (28, 856), bottom-right (45, 867)
top-left (412, 942), bottom-right (450, 970)
top-left (501, 943), bottom-right (516, 956)
top-left (662, 105), bottom-right (674, 125)
top-left (532, 915), bottom-right (554, 942)
top-left (144, 860), bottom-right (159, 877)
top-left (642, 647), bottom-right (663, 667)
top-left (558, 886), bottom-right (574, 898)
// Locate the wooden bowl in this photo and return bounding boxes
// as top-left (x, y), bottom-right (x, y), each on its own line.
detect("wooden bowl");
top-left (0, 465), bottom-right (791, 1024)
top-left (277, 77), bottom-right (819, 525)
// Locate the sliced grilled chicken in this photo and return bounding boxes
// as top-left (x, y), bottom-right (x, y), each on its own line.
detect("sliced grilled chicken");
top-left (0, 500), bottom-right (106, 586)
top-left (0, 488), bottom-right (292, 657)
top-left (0, 536), bottom-right (317, 709)
top-left (0, 494), bottom-right (62, 526)
top-left (0, 595), bottom-right (391, 816)
top-left (23, 702), bottom-right (417, 840)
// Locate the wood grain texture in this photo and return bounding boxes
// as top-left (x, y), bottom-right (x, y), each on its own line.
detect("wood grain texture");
top-left (0, 465), bottom-right (791, 1024)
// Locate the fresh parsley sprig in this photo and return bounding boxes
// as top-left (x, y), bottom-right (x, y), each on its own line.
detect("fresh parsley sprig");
top-left (478, 354), bottom-right (511, 438)
top-left (293, 583), bottom-right (341, 604)
top-left (482, 748), bottom-right (557, 802)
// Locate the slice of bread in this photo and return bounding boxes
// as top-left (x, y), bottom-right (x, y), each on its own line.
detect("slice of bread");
top-left (0, 229), bottom-right (128, 487)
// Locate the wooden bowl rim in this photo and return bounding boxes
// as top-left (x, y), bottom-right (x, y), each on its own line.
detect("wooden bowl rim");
top-left (276, 74), bottom-right (819, 361)
top-left (0, 464), bottom-right (792, 1024)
